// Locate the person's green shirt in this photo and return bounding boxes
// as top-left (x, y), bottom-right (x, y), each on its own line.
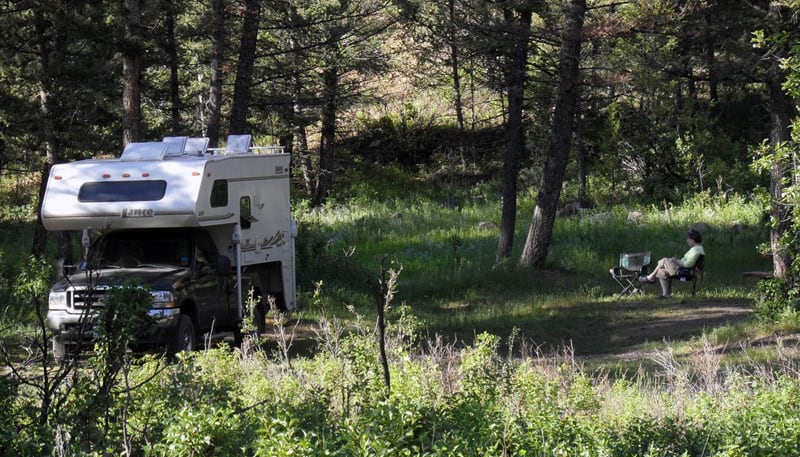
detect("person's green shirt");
top-left (681, 245), bottom-right (705, 268)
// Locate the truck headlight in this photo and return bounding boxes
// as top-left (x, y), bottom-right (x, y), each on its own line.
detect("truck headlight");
top-left (49, 291), bottom-right (68, 309)
top-left (150, 290), bottom-right (175, 308)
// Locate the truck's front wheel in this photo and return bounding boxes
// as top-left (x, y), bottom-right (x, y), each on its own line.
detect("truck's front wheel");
top-left (167, 315), bottom-right (196, 357)
top-left (52, 336), bottom-right (66, 363)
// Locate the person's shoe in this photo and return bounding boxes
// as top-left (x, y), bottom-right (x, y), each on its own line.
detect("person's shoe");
top-left (656, 294), bottom-right (672, 299)
top-left (638, 276), bottom-right (654, 283)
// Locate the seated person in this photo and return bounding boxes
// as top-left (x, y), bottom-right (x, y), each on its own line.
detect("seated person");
top-left (640, 229), bottom-right (705, 298)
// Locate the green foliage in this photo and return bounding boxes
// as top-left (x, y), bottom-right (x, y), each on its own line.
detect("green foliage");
top-left (1, 258), bottom-right (800, 456)
top-left (750, 135), bottom-right (800, 324)
top-left (458, 332), bottom-right (501, 397)
top-left (92, 281), bottom-right (154, 357)
top-left (153, 403), bottom-right (243, 457)
top-left (0, 376), bottom-right (19, 455)
top-left (8, 255), bottom-right (51, 322)
top-left (754, 277), bottom-right (798, 322)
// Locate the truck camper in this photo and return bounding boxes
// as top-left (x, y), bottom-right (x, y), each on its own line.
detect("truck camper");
top-left (42, 134), bottom-right (296, 359)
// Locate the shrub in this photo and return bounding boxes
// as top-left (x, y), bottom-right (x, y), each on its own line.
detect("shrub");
top-left (754, 277), bottom-right (799, 322)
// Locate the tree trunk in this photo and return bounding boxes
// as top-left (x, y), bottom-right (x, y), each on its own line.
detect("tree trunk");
top-left (520, 0), bottom-right (586, 268)
top-left (495, 5), bottom-right (533, 261)
top-left (297, 127), bottom-right (314, 197)
top-left (122, 0), bottom-right (143, 146)
top-left (31, 8), bottom-right (56, 259)
top-left (229, 0), bottom-right (261, 135)
top-left (165, 1), bottom-right (181, 134)
top-left (576, 108), bottom-right (586, 202)
top-left (291, 66), bottom-right (315, 197)
top-left (313, 66), bottom-right (339, 206)
top-left (206, 0), bottom-right (225, 147)
top-left (703, 11), bottom-right (718, 105)
top-left (765, 1), bottom-right (796, 280)
top-left (448, 0), bottom-right (465, 164)
top-left (768, 66), bottom-right (793, 279)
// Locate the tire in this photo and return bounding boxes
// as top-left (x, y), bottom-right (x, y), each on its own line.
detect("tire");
top-left (167, 315), bottom-right (195, 357)
top-left (234, 299), bottom-right (266, 347)
top-left (271, 292), bottom-right (288, 312)
top-left (252, 305), bottom-right (266, 336)
top-left (52, 336), bottom-right (66, 364)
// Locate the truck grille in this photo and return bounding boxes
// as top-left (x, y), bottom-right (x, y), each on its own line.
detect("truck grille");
top-left (70, 286), bottom-right (110, 309)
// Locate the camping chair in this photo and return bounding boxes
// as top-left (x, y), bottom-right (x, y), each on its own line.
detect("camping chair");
top-left (670, 254), bottom-right (705, 295)
top-left (610, 251), bottom-right (651, 296)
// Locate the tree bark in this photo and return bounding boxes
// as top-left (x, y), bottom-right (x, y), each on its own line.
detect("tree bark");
top-left (576, 108), bottom-right (586, 203)
top-left (764, 1), bottom-right (797, 280)
top-left (165, 1), bottom-right (181, 135)
top-left (291, 66), bottom-right (315, 197)
top-left (448, 0), bottom-right (465, 164)
top-left (768, 65), bottom-right (793, 279)
top-left (229, 0), bottom-right (261, 135)
top-left (122, 0), bottom-right (143, 146)
top-left (313, 66), bottom-right (339, 206)
top-left (520, 0), bottom-right (586, 268)
top-left (206, 0), bottom-right (225, 147)
top-left (495, 5), bottom-right (533, 261)
top-left (31, 8), bottom-right (57, 259)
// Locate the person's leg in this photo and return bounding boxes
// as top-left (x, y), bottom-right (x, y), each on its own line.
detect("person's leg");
top-left (646, 258), bottom-right (666, 281)
top-left (659, 278), bottom-right (672, 298)
top-left (653, 258), bottom-right (680, 280)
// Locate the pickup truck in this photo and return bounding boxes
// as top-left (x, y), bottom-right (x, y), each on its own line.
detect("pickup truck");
top-left (47, 228), bottom-right (264, 359)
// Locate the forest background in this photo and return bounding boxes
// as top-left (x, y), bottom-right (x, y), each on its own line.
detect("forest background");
top-left (0, 0), bottom-right (798, 269)
top-left (3, 0), bottom-right (800, 455)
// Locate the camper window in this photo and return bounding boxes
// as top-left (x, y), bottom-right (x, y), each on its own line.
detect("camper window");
top-left (210, 180), bottom-right (228, 207)
top-left (79, 180), bottom-right (167, 202)
top-left (240, 196), bottom-right (253, 229)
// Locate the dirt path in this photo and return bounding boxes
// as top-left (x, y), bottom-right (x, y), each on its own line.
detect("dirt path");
top-left (577, 298), bottom-right (787, 365)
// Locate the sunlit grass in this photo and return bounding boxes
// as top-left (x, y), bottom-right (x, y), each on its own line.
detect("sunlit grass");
top-left (293, 166), bottom-right (782, 363)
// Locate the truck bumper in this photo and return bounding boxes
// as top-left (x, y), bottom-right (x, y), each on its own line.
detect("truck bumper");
top-left (47, 308), bottom-right (181, 344)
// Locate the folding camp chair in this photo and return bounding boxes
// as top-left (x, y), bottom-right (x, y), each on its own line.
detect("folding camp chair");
top-left (669, 254), bottom-right (705, 296)
top-left (610, 251), bottom-right (651, 296)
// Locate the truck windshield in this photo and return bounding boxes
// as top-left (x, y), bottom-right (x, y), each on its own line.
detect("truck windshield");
top-left (95, 231), bottom-right (192, 268)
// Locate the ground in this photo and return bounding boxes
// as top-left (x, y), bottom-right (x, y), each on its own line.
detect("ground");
top-left (586, 298), bottom-right (755, 365)
top-left (261, 297), bottom-right (771, 367)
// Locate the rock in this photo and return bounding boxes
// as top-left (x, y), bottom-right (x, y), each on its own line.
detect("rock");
top-left (477, 221), bottom-right (497, 231)
top-left (689, 222), bottom-right (710, 232)
top-left (557, 199), bottom-right (594, 217)
top-left (627, 211), bottom-right (643, 224)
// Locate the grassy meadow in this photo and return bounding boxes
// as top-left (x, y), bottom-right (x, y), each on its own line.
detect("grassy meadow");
top-left (4, 167), bottom-right (800, 456)
top-left (292, 166), bottom-right (774, 359)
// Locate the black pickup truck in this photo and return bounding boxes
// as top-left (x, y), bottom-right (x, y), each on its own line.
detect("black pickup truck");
top-left (46, 228), bottom-right (263, 359)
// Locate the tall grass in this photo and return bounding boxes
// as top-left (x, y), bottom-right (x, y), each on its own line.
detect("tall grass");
top-left (5, 311), bottom-right (800, 456)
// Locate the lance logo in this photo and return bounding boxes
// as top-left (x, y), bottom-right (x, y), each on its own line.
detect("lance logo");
top-left (122, 208), bottom-right (155, 218)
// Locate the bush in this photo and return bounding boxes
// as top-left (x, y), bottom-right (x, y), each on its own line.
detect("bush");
top-left (754, 277), bottom-right (800, 322)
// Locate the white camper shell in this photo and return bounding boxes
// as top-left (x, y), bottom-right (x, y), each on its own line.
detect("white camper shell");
top-left (42, 135), bottom-right (296, 358)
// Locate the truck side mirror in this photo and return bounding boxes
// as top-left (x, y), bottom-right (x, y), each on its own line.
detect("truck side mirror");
top-left (216, 255), bottom-right (232, 275)
top-left (55, 257), bottom-right (79, 279)
top-left (55, 257), bottom-right (66, 280)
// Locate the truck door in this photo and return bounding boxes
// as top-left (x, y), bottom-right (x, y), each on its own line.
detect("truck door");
top-left (192, 236), bottom-right (234, 331)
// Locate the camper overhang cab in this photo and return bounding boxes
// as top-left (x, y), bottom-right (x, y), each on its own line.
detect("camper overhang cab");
top-left (42, 135), bottom-right (297, 359)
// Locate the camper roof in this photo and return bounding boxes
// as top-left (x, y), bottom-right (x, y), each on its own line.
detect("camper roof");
top-left (41, 135), bottom-right (289, 232)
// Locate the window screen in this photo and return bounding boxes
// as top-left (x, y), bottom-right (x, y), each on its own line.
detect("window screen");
top-left (78, 181), bottom-right (167, 202)
top-left (210, 180), bottom-right (228, 207)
